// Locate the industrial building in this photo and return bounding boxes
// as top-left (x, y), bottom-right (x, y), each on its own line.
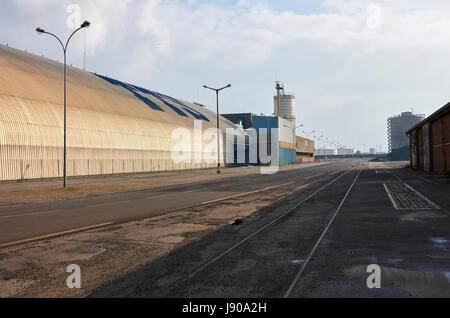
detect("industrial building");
top-left (221, 82), bottom-right (304, 166)
top-left (221, 113), bottom-right (298, 166)
top-left (0, 44), bottom-right (241, 181)
top-left (388, 111), bottom-right (425, 152)
top-left (337, 148), bottom-right (356, 156)
top-left (316, 149), bottom-right (338, 156)
top-left (219, 113), bottom-right (256, 130)
top-left (296, 136), bottom-right (315, 163)
top-left (406, 102), bottom-right (450, 174)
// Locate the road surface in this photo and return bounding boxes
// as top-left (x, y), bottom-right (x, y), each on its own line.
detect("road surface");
top-left (89, 163), bottom-right (450, 298)
top-left (0, 160), bottom-right (353, 248)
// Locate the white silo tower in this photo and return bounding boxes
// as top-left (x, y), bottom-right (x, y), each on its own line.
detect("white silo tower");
top-left (274, 82), bottom-right (296, 124)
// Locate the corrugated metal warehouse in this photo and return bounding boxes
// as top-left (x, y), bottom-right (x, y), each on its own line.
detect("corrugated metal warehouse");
top-left (0, 44), bottom-right (239, 181)
top-left (406, 102), bottom-right (450, 174)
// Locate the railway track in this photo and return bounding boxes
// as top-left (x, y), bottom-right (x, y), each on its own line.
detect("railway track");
top-left (181, 164), bottom-right (364, 297)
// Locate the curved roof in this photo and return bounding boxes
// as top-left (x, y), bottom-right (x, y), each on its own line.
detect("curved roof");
top-left (0, 44), bottom-right (237, 153)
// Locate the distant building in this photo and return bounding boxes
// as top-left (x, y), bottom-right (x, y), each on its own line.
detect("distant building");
top-left (296, 136), bottom-right (315, 163)
top-left (221, 113), bottom-right (298, 166)
top-left (220, 113), bottom-right (257, 130)
top-left (316, 148), bottom-right (338, 156)
top-left (337, 148), bottom-right (356, 155)
top-left (370, 148), bottom-right (376, 155)
top-left (407, 102), bottom-right (450, 173)
top-left (388, 111), bottom-right (425, 153)
top-left (252, 116), bottom-right (296, 165)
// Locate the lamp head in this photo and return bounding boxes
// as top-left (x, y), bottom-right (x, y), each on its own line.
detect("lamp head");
top-left (36, 27), bottom-right (45, 35)
top-left (81, 21), bottom-right (91, 29)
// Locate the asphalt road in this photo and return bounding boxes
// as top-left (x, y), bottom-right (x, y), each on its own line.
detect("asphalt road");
top-left (89, 163), bottom-right (450, 298)
top-left (0, 160), bottom-right (354, 247)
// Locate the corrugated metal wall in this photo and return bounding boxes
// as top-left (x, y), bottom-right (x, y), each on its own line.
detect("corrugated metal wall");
top-left (432, 112), bottom-right (450, 173)
top-left (0, 44), bottom-right (237, 181)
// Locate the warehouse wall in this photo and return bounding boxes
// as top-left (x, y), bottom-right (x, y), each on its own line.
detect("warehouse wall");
top-left (0, 44), bottom-right (238, 181)
top-left (408, 103), bottom-right (450, 174)
top-left (278, 117), bottom-right (296, 165)
top-left (432, 111), bottom-right (450, 173)
top-left (251, 116), bottom-right (296, 166)
top-left (296, 136), bottom-right (315, 163)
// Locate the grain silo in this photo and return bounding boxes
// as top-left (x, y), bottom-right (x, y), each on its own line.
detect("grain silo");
top-left (274, 82), bottom-right (296, 124)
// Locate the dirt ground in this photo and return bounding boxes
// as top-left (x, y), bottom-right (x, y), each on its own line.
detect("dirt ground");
top-left (0, 169), bottom-right (333, 298)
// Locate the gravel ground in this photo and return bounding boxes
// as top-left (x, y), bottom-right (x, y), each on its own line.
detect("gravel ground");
top-left (0, 170), bottom-right (330, 298)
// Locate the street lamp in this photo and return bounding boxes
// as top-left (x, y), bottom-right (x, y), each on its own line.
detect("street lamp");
top-left (36, 21), bottom-right (91, 188)
top-left (203, 84), bottom-right (231, 174)
top-left (302, 130), bottom-right (315, 139)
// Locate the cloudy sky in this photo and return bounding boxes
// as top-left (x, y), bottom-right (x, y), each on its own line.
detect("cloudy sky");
top-left (1, 0), bottom-right (450, 152)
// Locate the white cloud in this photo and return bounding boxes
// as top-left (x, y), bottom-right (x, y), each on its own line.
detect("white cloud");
top-left (3, 0), bottom-right (450, 151)
top-left (13, 0), bottom-right (450, 68)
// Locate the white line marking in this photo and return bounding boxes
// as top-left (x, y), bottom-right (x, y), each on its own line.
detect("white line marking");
top-left (384, 169), bottom-right (441, 210)
top-left (86, 200), bottom-right (132, 209)
top-left (0, 204), bottom-right (25, 209)
top-left (284, 168), bottom-right (363, 298)
top-left (0, 222), bottom-right (114, 249)
top-left (0, 209), bottom-right (64, 220)
top-left (383, 184), bottom-right (400, 210)
top-left (199, 182), bottom-right (295, 206)
top-left (403, 183), bottom-right (440, 209)
top-left (146, 194), bottom-right (176, 200)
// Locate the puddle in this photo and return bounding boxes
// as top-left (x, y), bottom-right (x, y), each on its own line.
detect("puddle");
top-left (430, 238), bottom-right (448, 244)
top-left (389, 258), bottom-right (404, 264)
top-left (367, 256), bottom-right (378, 263)
top-left (445, 273), bottom-right (450, 283)
top-left (291, 260), bottom-right (304, 265)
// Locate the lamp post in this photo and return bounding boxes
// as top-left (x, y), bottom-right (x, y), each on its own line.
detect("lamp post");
top-left (302, 130), bottom-right (315, 139)
top-left (323, 137), bottom-right (329, 155)
top-left (203, 84), bottom-right (231, 174)
top-left (36, 21), bottom-right (91, 188)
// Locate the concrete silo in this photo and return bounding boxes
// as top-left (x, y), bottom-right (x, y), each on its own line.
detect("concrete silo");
top-left (274, 82), bottom-right (296, 124)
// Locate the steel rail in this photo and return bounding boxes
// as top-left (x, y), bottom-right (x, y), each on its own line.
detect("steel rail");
top-left (188, 163), bottom-right (359, 280)
top-left (284, 168), bottom-right (363, 298)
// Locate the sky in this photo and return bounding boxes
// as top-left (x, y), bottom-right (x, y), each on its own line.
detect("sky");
top-left (1, 0), bottom-right (450, 152)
